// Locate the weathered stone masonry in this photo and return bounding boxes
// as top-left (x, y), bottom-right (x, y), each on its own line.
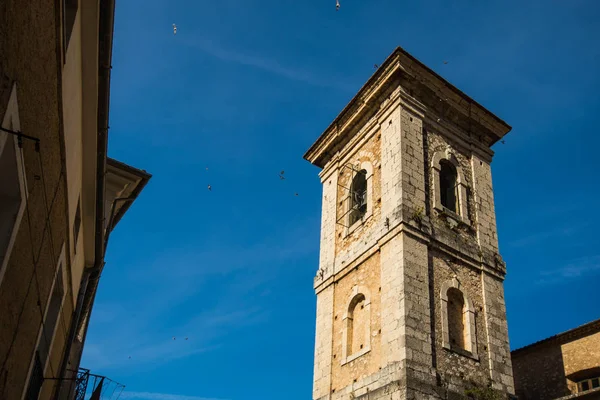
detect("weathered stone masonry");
top-left (512, 319), bottom-right (600, 400)
top-left (305, 47), bottom-right (515, 400)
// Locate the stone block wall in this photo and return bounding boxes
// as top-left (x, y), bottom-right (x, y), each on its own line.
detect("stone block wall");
top-left (482, 274), bottom-right (514, 393)
top-left (311, 70), bottom-right (514, 400)
top-left (313, 285), bottom-right (335, 399)
top-left (431, 253), bottom-right (490, 386)
top-left (512, 343), bottom-right (570, 400)
top-left (562, 331), bottom-right (600, 380)
top-left (318, 167), bottom-right (339, 278)
top-left (331, 253), bottom-right (382, 392)
top-left (512, 329), bottom-right (600, 400)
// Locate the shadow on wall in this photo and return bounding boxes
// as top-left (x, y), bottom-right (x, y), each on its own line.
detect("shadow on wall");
top-left (512, 344), bottom-right (569, 400)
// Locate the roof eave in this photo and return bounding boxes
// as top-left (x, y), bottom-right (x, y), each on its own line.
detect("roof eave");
top-left (106, 157), bottom-right (152, 230)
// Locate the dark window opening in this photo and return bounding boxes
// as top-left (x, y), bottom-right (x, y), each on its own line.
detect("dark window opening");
top-left (447, 287), bottom-right (466, 351)
top-left (73, 197), bottom-right (81, 253)
top-left (577, 377), bottom-right (600, 393)
top-left (63, 0), bottom-right (78, 55)
top-left (0, 132), bottom-right (23, 267)
top-left (25, 352), bottom-right (44, 400)
top-left (346, 293), bottom-right (366, 356)
top-left (349, 170), bottom-right (367, 226)
top-left (439, 160), bottom-right (458, 213)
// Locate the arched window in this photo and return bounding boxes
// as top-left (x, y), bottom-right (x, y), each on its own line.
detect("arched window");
top-left (431, 149), bottom-right (470, 223)
top-left (439, 160), bottom-right (458, 213)
top-left (349, 169), bottom-right (367, 226)
top-left (341, 286), bottom-right (371, 364)
top-left (447, 287), bottom-right (466, 349)
top-left (440, 278), bottom-right (477, 358)
top-left (347, 294), bottom-right (366, 355)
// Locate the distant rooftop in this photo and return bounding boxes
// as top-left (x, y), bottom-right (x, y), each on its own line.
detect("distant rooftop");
top-left (512, 318), bottom-right (600, 356)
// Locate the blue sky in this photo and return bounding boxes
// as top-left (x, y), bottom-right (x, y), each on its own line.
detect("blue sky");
top-left (82, 1), bottom-right (600, 399)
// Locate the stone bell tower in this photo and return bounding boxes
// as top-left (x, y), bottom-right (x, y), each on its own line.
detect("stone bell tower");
top-left (303, 47), bottom-right (515, 400)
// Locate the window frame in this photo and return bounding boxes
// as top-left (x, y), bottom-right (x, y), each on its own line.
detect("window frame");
top-left (341, 285), bottom-right (372, 365)
top-left (0, 82), bottom-right (27, 288)
top-left (439, 160), bottom-right (459, 213)
top-left (345, 161), bottom-right (373, 236)
top-left (577, 377), bottom-right (600, 393)
top-left (440, 277), bottom-right (478, 360)
top-left (431, 148), bottom-right (470, 225)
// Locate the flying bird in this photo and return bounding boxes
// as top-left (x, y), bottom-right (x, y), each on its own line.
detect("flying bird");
top-left (443, 60), bottom-right (448, 64)
top-left (279, 170), bottom-right (285, 180)
top-left (173, 24), bottom-right (177, 35)
top-left (336, 0), bottom-right (340, 10)
top-left (185, 337), bottom-right (189, 340)
top-left (173, 337), bottom-right (176, 340)
top-left (501, 140), bottom-right (506, 144)
top-left (207, 185), bottom-right (212, 191)
top-left (295, 193), bottom-right (299, 196)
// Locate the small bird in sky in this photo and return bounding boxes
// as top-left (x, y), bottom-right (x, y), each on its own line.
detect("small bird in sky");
top-left (336, 0), bottom-right (340, 11)
top-left (501, 140), bottom-right (506, 144)
top-left (443, 60), bottom-right (448, 65)
top-left (279, 170), bottom-right (285, 180)
top-left (173, 336), bottom-right (176, 340)
top-left (207, 185), bottom-right (212, 191)
top-left (185, 337), bottom-right (189, 340)
top-left (295, 193), bottom-right (299, 197)
top-left (173, 24), bottom-right (177, 35)
top-left (128, 356), bottom-right (131, 359)
top-left (374, 64), bottom-right (379, 69)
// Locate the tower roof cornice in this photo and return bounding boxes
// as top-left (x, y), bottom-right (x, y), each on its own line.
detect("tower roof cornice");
top-left (303, 46), bottom-right (512, 169)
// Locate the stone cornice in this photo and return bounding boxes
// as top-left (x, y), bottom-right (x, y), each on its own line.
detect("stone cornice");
top-left (304, 46), bottom-right (511, 169)
top-left (314, 217), bottom-right (505, 294)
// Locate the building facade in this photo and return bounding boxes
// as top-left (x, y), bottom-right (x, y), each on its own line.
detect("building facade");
top-left (304, 47), bottom-right (514, 400)
top-left (512, 319), bottom-right (600, 400)
top-left (0, 1), bottom-right (149, 399)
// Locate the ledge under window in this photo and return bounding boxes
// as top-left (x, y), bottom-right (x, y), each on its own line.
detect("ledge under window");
top-left (443, 343), bottom-right (479, 361)
top-left (346, 211), bottom-right (372, 236)
top-left (435, 205), bottom-right (471, 227)
top-left (341, 346), bottom-right (371, 366)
